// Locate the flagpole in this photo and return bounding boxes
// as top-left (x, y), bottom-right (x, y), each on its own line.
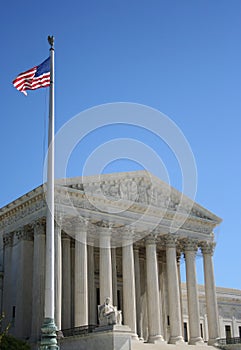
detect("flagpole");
top-left (39, 36), bottom-right (59, 350)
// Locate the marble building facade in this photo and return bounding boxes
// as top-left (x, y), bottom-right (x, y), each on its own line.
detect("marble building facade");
top-left (0, 170), bottom-right (239, 347)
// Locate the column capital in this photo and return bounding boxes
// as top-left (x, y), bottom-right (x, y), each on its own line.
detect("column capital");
top-left (200, 241), bottom-right (216, 255)
top-left (3, 232), bottom-right (13, 247)
top-left (72, 217), bottom-right (88, 233)
top-left (33, 218), bottom-right (46, 235)
top-left (145, 234), bottom-right (157, 245)
top-left (61, 232), bottom-right (71, 241)
top-left (133, 243), bottom-right (140, 253)
top-left (73, 219), bottom-right (88, 244)
top-left (122, 228), bottom-right (134, 246)
top-left (182, 238), bottom-right (198, 252)
top-left (163, 234), bottom-right (178, 248)
top-left (16, 226), bottom-right (34, 242)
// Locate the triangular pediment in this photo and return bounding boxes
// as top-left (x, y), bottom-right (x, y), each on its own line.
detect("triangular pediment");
top-left (57, 170), bottom-right (221, 226)
top-left (0, 171), bottom-right (221, 241)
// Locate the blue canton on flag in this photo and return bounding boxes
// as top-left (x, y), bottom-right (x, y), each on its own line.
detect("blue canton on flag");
top-left (13, 57), bottom-right (50, 95)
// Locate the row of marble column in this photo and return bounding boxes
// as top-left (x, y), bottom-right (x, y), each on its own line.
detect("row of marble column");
top-left (2, 222), bottom-right (220, 346)
top-left (55, 226), bottom-right (220, 345)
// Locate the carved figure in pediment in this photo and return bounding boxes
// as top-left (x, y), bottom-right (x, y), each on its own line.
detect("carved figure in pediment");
top-left (157, 191), bottom-right (168, 207)
top-left (147, 185), bottom-right (158, 205)
top-left (138, 179), bottom-right (148, 203)
top-left (108, 183), bottom-right (120, 199)
top-left (85, 183), bottom-right (102, 197)
top-left (98, 297), bottom-right (122, 326)
top-left (120, 179), bottom-right (137, 201)
top-left (101, 183), bottom-right (111, 197)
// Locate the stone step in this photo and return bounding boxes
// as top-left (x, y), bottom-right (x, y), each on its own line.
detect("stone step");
top-left (131, 341), bottom-right (217, 350)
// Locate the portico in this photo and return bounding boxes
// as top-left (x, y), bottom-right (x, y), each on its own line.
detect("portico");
top-left (0, 171), bottom-right (222, 346)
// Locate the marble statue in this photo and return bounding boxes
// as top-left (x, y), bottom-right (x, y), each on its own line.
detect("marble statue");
top-left (98, 297), bottom-right (122, 326)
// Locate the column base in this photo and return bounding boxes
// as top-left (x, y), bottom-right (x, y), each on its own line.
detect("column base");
top-left (39, 317), bottom-right (59, 350)
top-left (189, 337), bottom-right (205, 345)
top-left (169, 335), bottom-right (184, 344)
top-left (148, 334), bottom-right (165, 344)
top-left (208, 338), bottom-right (219, 346)
top-left (131, 333), bottom-right (139, 341)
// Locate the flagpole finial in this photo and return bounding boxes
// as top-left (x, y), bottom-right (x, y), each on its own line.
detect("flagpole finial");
top-left (48, 35), bottom-right (54, 48)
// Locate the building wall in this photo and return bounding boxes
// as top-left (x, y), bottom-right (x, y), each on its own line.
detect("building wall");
top-left (181, 283), bottom-right (241, 342)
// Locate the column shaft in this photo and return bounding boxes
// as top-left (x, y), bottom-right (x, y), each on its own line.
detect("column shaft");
top-left (75, 230), bottom-right (88, 326)
top-left (177, 254), bottom-right (184, 338)
top-left (165, 237), bottom-right (184, 344)
top-left (201, 243), bottom-right (219, 345)
top-left (158, 257), bottom-right (166, 339)
top-left (2, 234), bottom-right (13, 332)
top-left (71, 240), bottom-right (75, 328)
top-left (99, 233), bottom-right (112, 304)
top-left (88, 244), bottom-right (96, 325)
top-left (139, 256), bottom-right (147, 341)
top-left (145, 238), bottom-right (164, 343)
top-left (185, 243), bottom-right (203, 344)
top-left (62, 234), bottom-right (71, 329)
top-left (31, 222), bottom-right (45, 342)
top-left (122, 241), bottom-right (137, 338)
top-left (15, 228), bottom-right (34, 339)
top-left (111, 248), bottom-right (118, 307)
top-left (134, 247), bottom-right (142, 339)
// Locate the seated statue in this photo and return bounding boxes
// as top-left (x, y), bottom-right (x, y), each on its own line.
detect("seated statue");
top-left (98, 297), bottom-right (122, 326)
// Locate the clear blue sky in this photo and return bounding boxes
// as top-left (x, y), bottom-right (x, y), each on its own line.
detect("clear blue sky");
top-left (1, 1), bottom-right (241, 289)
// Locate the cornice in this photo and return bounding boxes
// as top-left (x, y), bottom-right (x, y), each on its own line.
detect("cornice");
top-left (0, 189), bottom-right (46, 233)
top-left (0, 185), bottom-right (43, 216)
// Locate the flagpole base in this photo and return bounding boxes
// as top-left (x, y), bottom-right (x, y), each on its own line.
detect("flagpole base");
top-left (39, 317), bottom-right (59, 350)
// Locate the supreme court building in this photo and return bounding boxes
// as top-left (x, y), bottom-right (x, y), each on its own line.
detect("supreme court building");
top-left (0, 170), bottom-right (234, 347)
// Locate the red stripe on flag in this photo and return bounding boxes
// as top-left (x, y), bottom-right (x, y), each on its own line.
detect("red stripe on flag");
top-left (12, 59), bottom-right (50, 95)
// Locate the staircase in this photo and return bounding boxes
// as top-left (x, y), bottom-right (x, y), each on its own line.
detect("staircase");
top-left (131, 341), bottom-right (217, 350)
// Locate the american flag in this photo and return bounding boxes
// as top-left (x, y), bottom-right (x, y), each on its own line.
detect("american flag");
top-left (13, 57), bottom-right (50, 95)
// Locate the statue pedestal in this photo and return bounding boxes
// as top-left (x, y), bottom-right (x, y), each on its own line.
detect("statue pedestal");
top-left (60, 325), bottom-right (132, 350)
top-left (94, 324), bottom-right (132, 349)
